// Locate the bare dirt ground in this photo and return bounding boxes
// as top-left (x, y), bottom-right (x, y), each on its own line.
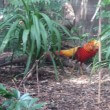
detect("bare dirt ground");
top-left (0, 65), bottom-right (110, 110)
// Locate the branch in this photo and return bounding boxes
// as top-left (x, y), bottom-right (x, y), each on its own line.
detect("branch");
top-left (91, 0), bottom-right (102, 22)
top-left (97, 0), bottom-right (102, 104)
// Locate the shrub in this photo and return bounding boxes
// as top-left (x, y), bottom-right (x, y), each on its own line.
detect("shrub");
top-left (0, 83), bottom-right (46, 110)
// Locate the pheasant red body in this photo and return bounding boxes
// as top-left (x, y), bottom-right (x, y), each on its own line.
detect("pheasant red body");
top-left (75, 47), bottom-right (98, 63)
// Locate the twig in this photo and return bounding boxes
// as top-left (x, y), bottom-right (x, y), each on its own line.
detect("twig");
top-left (18, 62), bottom-right (36, 88)
top-left (91, 0), bottom-right (102, 22)
top-left (35, 60), bottom-right (40, 96)
top-left (18, 53), bottom-right (47, 89)
top-left (97, 1), bottom-right (102, 103)
top-left (23, 84), bottom-right (28, 93)
top-left (9, 51), bottom-right (14, 72)
top-left (12, 79), bottom-right (18, 90)
top-left (25, 63), bottom-right (36, 79)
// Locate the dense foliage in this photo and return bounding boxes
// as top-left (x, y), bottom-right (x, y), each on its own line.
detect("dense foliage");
top-left (0, 0), bottom-right (78, 78)
top-left (92, 0), bottom-right (110, 71)
top-left (0, 83), bottom-right (46, 110)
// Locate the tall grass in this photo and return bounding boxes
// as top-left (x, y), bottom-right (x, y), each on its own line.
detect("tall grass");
top-left (92, 0), bottom-right (110, 72)
top-left (0, 0), bottom-right (78, 79)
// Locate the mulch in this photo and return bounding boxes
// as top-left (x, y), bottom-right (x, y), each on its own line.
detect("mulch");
top-left (0, 65), bottom-right (110, 110)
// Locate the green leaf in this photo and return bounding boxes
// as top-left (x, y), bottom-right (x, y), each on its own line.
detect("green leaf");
top-left (0, 84), bottom-right (13, 98)
top-left (14, 102), bottom-right (21, 110)
top-left (49, 52), bottom-right (59, 80)
top-left (20, 93), bottom-right (31, 100)
top-left (53, 27), bottom-right (61, 51)
top-left (22, 29), bottom-right (29, 52)
top-left (0, 15), bottom-right (17, 29)
top-left (12, 89), bottom-right (21, 99)
top-left (32, 14), bottom-right (41, 57)
top-left (0, 20), bottom-right (19, 53)
top-left (33, 103), bottom-right (47, 109)
top-left (21, 0), bottom-right (29, 13)
top-left (0, 106), bottom-right (2, 110)
top-left (24, 38), bottom-right (35, 75)
top-left (40, 13), bottom-right (52, 31)
top-left (100, 27), bottom-right (110, 38)
top-left (106, 46), bottom-right (110, 59)
top-left (65, 37), bottom-right (80, 40)
top-left (7, 101), bottom-right (16, 110)
top-left (103, 0), bottom-right (110, 5)
top-left (53, 21), bottom-right (71, 37)
top-left (19, 100), bottom-right (29, 108)
top-left (28, 98), bottom-right (39, 107)
top-left (39, 21), bottom-right (48, 51)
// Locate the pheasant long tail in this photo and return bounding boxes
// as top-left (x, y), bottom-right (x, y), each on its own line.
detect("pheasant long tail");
top-left (55, 46), bottom-right (79, 57)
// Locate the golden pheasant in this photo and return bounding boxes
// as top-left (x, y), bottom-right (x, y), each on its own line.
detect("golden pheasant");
top-left (55, 40), bottom-right (99, 63)
top-left (55, 40), bottom-right (100, 74)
